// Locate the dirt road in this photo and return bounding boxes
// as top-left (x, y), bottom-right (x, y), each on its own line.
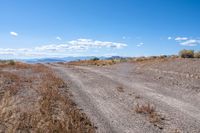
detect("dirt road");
top-left (48, 62), bottom-right (200, 133)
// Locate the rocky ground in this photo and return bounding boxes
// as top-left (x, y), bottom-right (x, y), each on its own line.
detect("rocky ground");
top-left (48, 58), bottom-right (200, 133)
top-left (1, 58), bottom-right (200, 133)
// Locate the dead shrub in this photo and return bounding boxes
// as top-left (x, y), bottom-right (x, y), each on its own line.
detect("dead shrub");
top-left (15, 62), bottom-right (30, 69)
top-left (135, 95), bottom-right (140, 99)
top-left (194, 51), bottom-right (200, 58)
top-left (116, 86), bottom-right (124, 92)
top-left (135, 103), bottom-right (164, 129)
top-left (135, 103), bottom-right (155, 114)
top-left (90, 57), bottom-right (100, 61)
top-left (179, 49), bottom-right (194, 58)
top-left (8, 60), bottom-right (15, 65)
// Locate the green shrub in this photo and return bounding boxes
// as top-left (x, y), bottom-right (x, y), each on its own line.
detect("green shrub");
top-left (9, 60), bottom-right (15, 65)
top-left (194, 51), bottom-right (200, 58)
top-left (90, 57), bottom-right (100, 61)
top-left (159, 55), bottom-right (168, 58)
top-left (179, 49), bottom-right (194, 58)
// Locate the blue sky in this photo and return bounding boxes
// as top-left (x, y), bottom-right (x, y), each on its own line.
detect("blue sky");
top-left (0, 0), bottom-right (200, 59)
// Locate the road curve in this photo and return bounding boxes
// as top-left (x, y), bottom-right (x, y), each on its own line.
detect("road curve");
top-left (47, 63), bottom-right (200, 133)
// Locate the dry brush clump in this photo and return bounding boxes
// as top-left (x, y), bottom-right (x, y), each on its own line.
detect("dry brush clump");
top-left (0, 64), bottom-right (96, 132)
top-left (68, 59), bottom-right (116, 66)
top-left (179, 49), bottom-right (200, 58)
top-left (0, 71), bottom-right (23, 132)
top-left (132, 55), bottom-right (170, 63)
top-left (179, 50), bottom-right (194, 58)
top-left (194, 51), bottom-right (200, 58)
top-left (135, 103), bottom-right (165, 129)
top-left (116, 86), bottom-right (124, 92)
top-left (0, 60), bottom-right (30, 69)
top-left (30, 65), bottom-right (95, 132)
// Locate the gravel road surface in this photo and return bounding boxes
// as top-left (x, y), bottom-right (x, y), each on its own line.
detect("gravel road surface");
top-left (48, 61), bottom-right (200, 133)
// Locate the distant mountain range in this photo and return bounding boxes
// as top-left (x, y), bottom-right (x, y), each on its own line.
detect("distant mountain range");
top-left (19, 56), bottom-right (106, 63)
top-left (18, 56), bottom-right (126, 63)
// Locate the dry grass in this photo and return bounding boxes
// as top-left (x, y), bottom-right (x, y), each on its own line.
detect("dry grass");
top-left (132, 56), bottom-right (170, 63)
top-left (135, 95), bottom-right (141, 99)
top-left (135, 103), bottom-right (155, 114)
top-left (63, 56), bottom-right (177, 67)
top-left (67, 60), bottom-right (116, 66)
top-left (0, 61), bottom-right (30, 69)
top-left (170, 129), bottom-right (182, 133)
top-left (135, 103), bottom-right (165, 129)
top-left (116, 86), bottom-right (124, 92)
top-left (0, 64), bottom-right (96, 132)
top-left (179, 49), bottom-right (194, 58)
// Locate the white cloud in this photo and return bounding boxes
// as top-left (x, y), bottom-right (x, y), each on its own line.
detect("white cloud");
top-left (0, 51), bottom-right (15, 55)
top-left (175, 37), bottom-right (188, 41)
top-left (0, 38), bottom-right (127, 58)
top-left (168, 37), bottom-right (172, 40)
top-left (68, 38), bottom-right (127, 49)
top-left (56, 36), bottom-right (62, 41)
top-left (180, 39), bottom-right (200, 46)
top-left (136, 42), bottom-right (144, 47)
top-left (174, 36), bottom-right (200, 46)
top-left (10, 31), bottom-right (18, 37)
top-left (35, 44), bottom-right (89, 52)
top-left (36, 38), bottom-right (127, 52)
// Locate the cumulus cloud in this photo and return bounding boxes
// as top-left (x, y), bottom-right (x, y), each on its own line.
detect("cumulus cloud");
top-left (69, 38), bottom-right (127, 49)
top-left (0, 51), bottom-right (15, 55)
top-left (175, 37), bottom-right (188, 41)
top-left (180, 39), bottom-right (200, 46)
top-left (0, 38), bottom-right (127, 58)
top-left (36, 39), bottom-right (127, 52)
top-left (56, 36), bottom-right (62, 41)
top-left (35, 44), bottom-right (76, 52)
top-left (174, 36), bottom-right (200, 46)
top-left (136, 42), bottom-right (144, 47)
top-left (10, 31), bottom-right (18, 37)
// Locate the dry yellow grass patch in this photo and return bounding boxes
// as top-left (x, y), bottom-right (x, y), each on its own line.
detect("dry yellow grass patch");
top-left (67, 60), bottom-right (116, 66)
top-left (0, 64), bottom-right (96, 132)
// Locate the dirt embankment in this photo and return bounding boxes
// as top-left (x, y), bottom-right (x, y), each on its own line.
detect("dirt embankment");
top-left (0, 62), bottom-right (95, 133)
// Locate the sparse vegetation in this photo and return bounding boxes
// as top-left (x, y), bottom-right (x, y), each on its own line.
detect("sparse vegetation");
top-left (67, 59), bottom-right (116, 66)
top-left (171, 129), bottom-right (182, 133)
top-left (178, 49), bottom-right (200, 58)
top-left (0, 61), bottom-right (30, 68)
top-left (90, 57), bottom-right (100, 61)
top-left (116, 86), bottom-right (124, 92)
top-left (135, 103), bottom-right (155, 114)
top-left (64, 50), bottom-right (199, 67)
top-left (135, 103), bottom-right (164, 129)
top-left (159, 55), bottom-right (168, 58)
top-left (0, 64), bottom-right (96, 132)
top-left (8, 60), bottom-right (15, 65)
top-left (179, 49), bottom-right (194, 58)
top-left (194, 51), bottom-right (200, 58)
top-left (135, 95), bottom-right (141, 99)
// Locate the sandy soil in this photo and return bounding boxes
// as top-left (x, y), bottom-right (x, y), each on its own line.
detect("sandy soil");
top-left (48, 58), bottom-right (200, 133)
